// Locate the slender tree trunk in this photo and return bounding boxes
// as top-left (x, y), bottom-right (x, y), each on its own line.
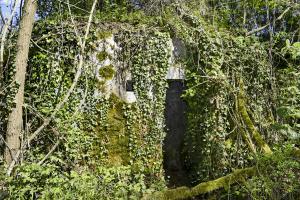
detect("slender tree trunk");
top-left (5, 0), bottom-right (37, 164)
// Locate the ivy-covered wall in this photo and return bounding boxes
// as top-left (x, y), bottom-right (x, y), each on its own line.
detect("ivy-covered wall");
top-left (6, 19), bottom-right (174, 199)
top-left (3, 4), bottom-right (299, 199)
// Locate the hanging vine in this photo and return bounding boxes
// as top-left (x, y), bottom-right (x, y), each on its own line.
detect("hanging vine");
top-left (119, 30), bottom-right (172, 189)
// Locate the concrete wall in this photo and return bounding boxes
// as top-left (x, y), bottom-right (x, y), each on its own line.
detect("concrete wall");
top-left (90, 35), bottom-right (186, 103)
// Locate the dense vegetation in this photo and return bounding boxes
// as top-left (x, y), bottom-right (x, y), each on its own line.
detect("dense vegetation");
top-left (0, 0), bottom-right (300, 199)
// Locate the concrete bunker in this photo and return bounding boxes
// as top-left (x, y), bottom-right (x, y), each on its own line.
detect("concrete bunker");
top-left (91, 34), bottom-right (187, 187)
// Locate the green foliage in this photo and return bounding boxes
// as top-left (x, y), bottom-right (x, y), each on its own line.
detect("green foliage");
top-left (0, 165), bottom-right (7, 197)
top-left (94, 8), bottom-right (160, 26)
top-left (164, 6), bottom-right (273, 184)
top-left (2, 17), bottom-right (172, 199)
top-left (282, 40), bottom-right (300, 60)
top-left (99, 64), bottom-right (115, 80)
top-left (7, 164), bottom-right (153, 199)
top-left (8, 163), bottom-right (98, 199)
top-left (37, 0), bottom-right (129, 18)
top-left (2, 1), bottom-right (300, 199)
top-left (274, 64), bottom-right (300, 141)
top-left (96, 31), bottom-right (113, 40)
top-left (95, 166), bottom-right (149, 199)
top-left (242, 145), bottom-right (300, 200)
top-left (120, 30), bottom-right (172, 187)
top-left (97, 51), bottom-right (111, 61)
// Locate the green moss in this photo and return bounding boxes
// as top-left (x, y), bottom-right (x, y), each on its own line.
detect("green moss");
top-left (97, 31), bottom-right (113, 40)
top-left (292, 148), bottom-right (300, 158)
top-left (144, 167), bottom-right (256, 200)
top-left (99, 65), bottom-right (115, 80)
top-left (96, 94), bottom-right (130, 166)
top-left (97, 51), bottom-right (111, 62)
top-left (97, 80), bottom-right (107, 93)
top-left (238, 78), bottom-right (272, 155)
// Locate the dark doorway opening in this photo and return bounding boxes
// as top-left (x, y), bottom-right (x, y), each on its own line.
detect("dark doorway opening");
top-left (163, 80), bottom-right (188, 188)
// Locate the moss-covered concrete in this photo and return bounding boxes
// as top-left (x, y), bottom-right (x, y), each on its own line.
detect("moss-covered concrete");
top-left (292, 148), bottom-right (300, 158)
top-left (96, 94), bottom-right (130, 166)
top-left (97, 80), bottom-right (107, 93)
top-left (97, 51), bottom-right (111, 62)
top-left (99, 65), bottom-right (115, 80)
top-left (96, 31), bottom-right (113, 40)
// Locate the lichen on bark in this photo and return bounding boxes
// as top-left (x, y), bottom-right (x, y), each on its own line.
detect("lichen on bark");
top-left (238, 78), bottom-right (272, 155)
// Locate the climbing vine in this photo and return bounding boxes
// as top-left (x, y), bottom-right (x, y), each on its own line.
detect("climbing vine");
top-left (2, 2), bottom-right (300, 199)
top-left (121, 30), bottom-right (171, 186)
top-left (163, 5), bottom-right (273, 185)
top-left (2, 15), bottom-right (173, 198)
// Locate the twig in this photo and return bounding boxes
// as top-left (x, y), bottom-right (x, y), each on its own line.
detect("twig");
top-left (30, 39), bottom-right (57, 56)
top-left (38, 139), bottom-right (60, 165)
top-left (0, 8), bottom-right (5, 25)
top-left (246, 6), bottom-right (291, 36)
top-left (0, 135), bottom-right (14, 161)
top-left (58, 0), bottom-right (90, 14)
top-left (0, 0), bottom-right (21, 84)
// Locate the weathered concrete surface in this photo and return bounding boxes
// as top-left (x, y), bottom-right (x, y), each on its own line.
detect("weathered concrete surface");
top-left (166, 66), bottom-right (185, 79)
top-left (163, 80), bottom-right (188, 187)
top-left (91, 36), bottom-right (185, 103)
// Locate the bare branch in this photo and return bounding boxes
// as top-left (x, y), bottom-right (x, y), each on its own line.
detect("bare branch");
top-left (58, 0), bottom-right (90, 14)
top-left (0, 0), bottom-right (21, 84)
top-left (0, 8), bottom-right (5, 25)
top-left (38, 139), bottom-right (60, 165)
top-left (0, 135), bottom-right (14, 160)
top-left (246, 6), bottom-right (291, 36)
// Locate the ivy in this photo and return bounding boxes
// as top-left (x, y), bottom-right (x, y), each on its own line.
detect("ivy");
top-left (120, 30), bottom-right (172, 188)
top-left (2, 2), bottom-right (300, 199)
top-left (4, 17), bottom-right (172, 198)
top-left (163, 6), bottom-right (273, 184)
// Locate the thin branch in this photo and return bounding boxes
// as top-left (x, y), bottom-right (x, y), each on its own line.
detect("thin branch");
top-left (30, 39), bottom-right (57, 56)
top-left (67, 0), bottom-right (82, 46)
top-left (246, 6), bottom-right (291, 36)
top-left (72, 74), bottom-right (88, 117)
top-left (0, 8), bottom-right (5, 25)
top-left (0, 135), bottom-right (14, 160)
top-left (57, 0), bottom-right (90, 14)
top-left (19, 0), bottom-right (23, 20)
top-left (0, 0), bottom-right (21, 84)
top-left (38, 139), bottom-right (60, 165)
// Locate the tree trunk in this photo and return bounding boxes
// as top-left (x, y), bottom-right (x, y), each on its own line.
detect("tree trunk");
top-left (5, 0), bottom-right (37, 164)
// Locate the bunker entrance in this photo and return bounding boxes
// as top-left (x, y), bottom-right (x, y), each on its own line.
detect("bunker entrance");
top-left (163, 80), bottom-right (188, 188)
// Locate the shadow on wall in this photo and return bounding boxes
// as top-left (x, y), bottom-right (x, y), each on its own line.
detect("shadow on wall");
top-left (163, 80), bottom-right (188, 188)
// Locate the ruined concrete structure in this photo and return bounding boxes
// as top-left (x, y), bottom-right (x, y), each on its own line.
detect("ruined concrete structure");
top-left (89, 34), bottom-right (188, 186)
top-left (90, 35), bottom-right (185, 103)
